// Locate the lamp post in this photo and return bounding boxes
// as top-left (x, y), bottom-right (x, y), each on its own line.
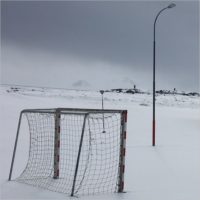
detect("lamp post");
top-left (152, 3), bottom-right (176, 146)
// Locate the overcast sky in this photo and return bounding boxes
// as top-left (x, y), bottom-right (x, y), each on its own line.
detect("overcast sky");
top-left (1, 1), bottom-right (199, 92)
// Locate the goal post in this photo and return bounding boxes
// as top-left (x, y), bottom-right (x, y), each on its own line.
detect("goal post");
top-left (118, 110), bottom-right (127, 193)
top-left (8, 108), bottom-right (127, 196)
top-left (8, 111), bottom-right (23, 181)
top-left (71, 113), bottom-right (88, 196)
top-left (53, 109), bottom-right (61, 179)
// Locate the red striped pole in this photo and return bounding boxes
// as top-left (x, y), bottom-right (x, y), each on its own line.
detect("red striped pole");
top-left (118, 110), bottom-right (127, 192)
top-left (152, 120), bottom-right (156, 146)
top-left (54, 110), bottom-right (61, 179)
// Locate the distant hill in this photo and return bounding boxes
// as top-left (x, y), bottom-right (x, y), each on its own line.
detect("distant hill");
top-left (72, 80), bottom-right (91, 89)
top-left (106, 88), bottom-right (200, 97)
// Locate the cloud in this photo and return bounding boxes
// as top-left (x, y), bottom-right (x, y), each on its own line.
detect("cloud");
top-left (1, 1), bottom-right (199, 92)
top-left (1, 44), bottom-right (154, 90)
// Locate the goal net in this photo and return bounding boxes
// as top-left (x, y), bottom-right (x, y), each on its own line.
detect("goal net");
top-left (9, 108), bottom-right (127, 196)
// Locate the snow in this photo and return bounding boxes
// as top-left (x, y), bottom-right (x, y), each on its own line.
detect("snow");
top-left (0, 85), bottom-right (200, 200)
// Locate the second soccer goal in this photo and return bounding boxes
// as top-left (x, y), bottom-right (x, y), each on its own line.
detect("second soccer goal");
top-left (9, 108), bottom-right (127, 196)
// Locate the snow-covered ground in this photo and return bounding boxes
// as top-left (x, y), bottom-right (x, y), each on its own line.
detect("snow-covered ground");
top-left (0, 85), bottom-right (200, 200)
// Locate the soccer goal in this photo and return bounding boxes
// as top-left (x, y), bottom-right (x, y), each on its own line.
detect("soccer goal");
top-left (8, 108), bottom-right (127, 196)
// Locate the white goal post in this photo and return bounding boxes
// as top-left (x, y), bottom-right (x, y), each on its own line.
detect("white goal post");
top-left (8, 108), bottom-right (127, 196)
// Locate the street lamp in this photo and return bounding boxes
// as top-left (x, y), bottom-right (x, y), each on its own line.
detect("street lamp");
top-left (152, 3), bottom-right (176, 146)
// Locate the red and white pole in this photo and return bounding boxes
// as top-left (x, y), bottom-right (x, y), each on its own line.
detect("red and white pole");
top-left (54, 110), bottom-right (61, 179)
top-left (118, 110), bottom-right (127, 192)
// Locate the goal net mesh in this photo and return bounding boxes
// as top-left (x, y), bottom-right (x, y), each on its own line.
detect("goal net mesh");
top-left (16, 110), bottom-right (123, 196)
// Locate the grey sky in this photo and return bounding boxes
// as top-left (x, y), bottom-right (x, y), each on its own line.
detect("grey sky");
top-left (1, 1), bottom-right (199, 92)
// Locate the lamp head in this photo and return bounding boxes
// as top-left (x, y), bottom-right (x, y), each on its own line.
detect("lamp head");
top-left (100, 90), bottom-right (104, 95)
top-left (168, 3), bottom-right (176, 9)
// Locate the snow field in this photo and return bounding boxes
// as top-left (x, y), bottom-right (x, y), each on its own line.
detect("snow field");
top-left (0, 86), bottom-right (199, 200)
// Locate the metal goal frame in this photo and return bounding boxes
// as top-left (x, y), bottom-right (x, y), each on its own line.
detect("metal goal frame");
top-left (8, 108), bottom-right (127, 196)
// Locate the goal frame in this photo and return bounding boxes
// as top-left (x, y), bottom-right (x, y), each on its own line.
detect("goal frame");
top-left (8, 108), bottom-right (127, 195)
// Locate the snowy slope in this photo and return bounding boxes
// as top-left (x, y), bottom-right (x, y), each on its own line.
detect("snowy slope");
top-left (0, 85), bottom-right (200, 200)
top-left (3, 86), bottom-right (200, 108)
